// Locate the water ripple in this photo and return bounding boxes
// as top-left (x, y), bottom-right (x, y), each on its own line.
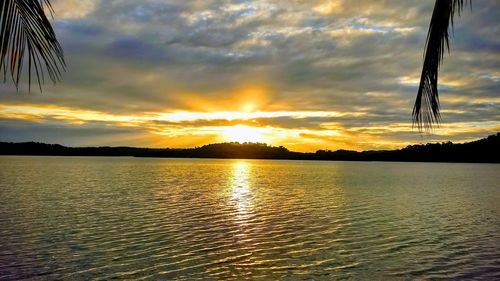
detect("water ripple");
top-left (0, 157), bottom-right (499, 280)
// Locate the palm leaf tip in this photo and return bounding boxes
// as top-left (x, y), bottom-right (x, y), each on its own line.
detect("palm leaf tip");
top-left (0, 0), bottom-right (65, 92)
top-left (413, 0), bottom-right (469, 131)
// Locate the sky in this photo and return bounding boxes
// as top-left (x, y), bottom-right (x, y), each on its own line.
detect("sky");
top-left (0, 0), bottom-right (499, 152)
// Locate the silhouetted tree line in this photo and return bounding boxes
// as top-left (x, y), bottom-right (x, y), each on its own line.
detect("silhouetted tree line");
top-left (1, 133), bottom-right (498, 163)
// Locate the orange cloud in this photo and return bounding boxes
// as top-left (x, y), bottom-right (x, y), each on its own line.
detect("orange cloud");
top-left (1, 103), bottom-right (498, 152)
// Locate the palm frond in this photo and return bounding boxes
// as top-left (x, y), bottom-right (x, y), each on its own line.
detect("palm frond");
top-left (413, 0), bottom-right (470, 131)
top-left (0, 0), bottom-right (65, 92)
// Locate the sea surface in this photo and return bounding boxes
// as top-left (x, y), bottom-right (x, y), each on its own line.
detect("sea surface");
top-left (0, 156), bottom-right (499, 280)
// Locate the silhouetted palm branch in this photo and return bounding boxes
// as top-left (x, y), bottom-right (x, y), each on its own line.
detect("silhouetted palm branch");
top-left (413, 0), bottom-right (470, 131)
top-left (0, 0), bottom-right (65, 91)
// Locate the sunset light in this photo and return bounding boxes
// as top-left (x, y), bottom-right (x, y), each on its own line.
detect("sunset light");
top-left (0, 1), bottom-right (498, 151)
top-left (0, 1), bottom-right (499, 280)
top-left (222, 125), bottom-right (268, 143)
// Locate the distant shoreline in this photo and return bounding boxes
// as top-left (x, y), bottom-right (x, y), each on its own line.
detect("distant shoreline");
top-left (1, 132), bottom-right (499, 164)
top-left (3, 155), bottom-right (500, 165)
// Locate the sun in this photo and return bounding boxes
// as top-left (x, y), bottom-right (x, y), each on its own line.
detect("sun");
top-left (222, 125), bottom-right (267, 143)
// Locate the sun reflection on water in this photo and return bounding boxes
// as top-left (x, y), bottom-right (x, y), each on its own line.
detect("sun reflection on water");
top-left (230, 161), bottom-right (253, 215)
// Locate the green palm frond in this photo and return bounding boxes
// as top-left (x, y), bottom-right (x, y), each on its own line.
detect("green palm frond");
top-left (0, 0), bottom-right (65, 91)
top-left (413, 0), bottom-right (470, 131)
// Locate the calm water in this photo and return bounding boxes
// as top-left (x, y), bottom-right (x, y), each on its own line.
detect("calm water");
top-left (0, 157), bottom-right (499, 280)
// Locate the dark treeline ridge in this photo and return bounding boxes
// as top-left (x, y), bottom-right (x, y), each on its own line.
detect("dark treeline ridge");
top-left (0, 133), bottom-right (499, 163)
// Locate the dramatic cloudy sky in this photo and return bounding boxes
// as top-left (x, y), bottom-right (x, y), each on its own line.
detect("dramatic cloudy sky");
top-left (1, 0), bottom-right (499, 151)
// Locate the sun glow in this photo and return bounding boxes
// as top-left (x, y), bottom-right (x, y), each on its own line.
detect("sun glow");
top-left (231, 161), bottom-right (252, 212)
top-left (314, 0), bottom-right (344, 15)
top-left (222, 125), bottom-right (267, 143)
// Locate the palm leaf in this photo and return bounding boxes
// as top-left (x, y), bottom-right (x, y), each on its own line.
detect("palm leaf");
top-left (413, 0), bottom-right (470, 131)
top-left (0, 0), bottom-right (65, 91)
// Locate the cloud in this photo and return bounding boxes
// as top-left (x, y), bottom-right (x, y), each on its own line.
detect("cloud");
top-left (1, 1), bottom-right (499, 151)
top-left (314, 1), bottom-right (344, 15)
top-left (50, 0), bottom-right (100, 19)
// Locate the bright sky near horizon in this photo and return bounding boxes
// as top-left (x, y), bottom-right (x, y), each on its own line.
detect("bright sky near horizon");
top-left (1, 0), bottom-right (499, 152)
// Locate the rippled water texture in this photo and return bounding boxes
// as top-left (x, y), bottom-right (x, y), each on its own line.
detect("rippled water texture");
top-left (0, 157), bottom-right (499, 280)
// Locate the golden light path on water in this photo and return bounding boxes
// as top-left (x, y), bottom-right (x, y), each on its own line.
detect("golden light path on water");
top-left (1, 157), bottom-right (499, 279)
top-left (229, 161), bottom-right (253, 233)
